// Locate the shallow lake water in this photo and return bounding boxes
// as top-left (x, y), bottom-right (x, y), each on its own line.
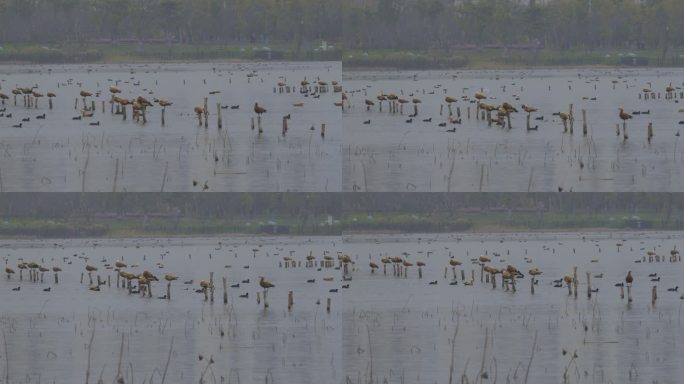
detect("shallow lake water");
top-left (0, 61), bottom-right (341, 191)
top-left (1, 231), bottom-right (683, 383)
top-left (343, 68), bottom-right (684, 192)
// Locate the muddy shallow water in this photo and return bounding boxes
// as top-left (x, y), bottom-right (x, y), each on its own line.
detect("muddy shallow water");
top-left (1, 231), bottom-right (683, 383)
top-left (343, 68), bottom-right (684, 192)
top-left (0, 62), bottom-right (341, 192)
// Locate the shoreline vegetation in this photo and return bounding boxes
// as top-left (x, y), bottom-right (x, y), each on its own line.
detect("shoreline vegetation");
top-left (0, 42), bottom-right (340, 65)
top-left (342, 48), bottom-right (684, 70)
top-left (1, 194), bottom-right (681, 239)
top-left (1, 44), bottom-right (683, 70)
top-left (0, 211), bottom-right (678, 239)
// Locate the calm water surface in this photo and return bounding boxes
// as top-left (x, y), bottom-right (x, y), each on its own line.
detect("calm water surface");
top-left (0, 62), bottom-right (341, 191)
top-left (343, 68), bottom-right (684, 192)
top-left (1, 232), bottom-right (683, 383)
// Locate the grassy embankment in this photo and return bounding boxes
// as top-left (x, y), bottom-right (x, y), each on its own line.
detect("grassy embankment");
top-left (3, 44), bottom-right (678, 69)
top-left (0, 42), bottom-right (341, 64)
top-left (2, 44), bottom-right (676, 68)
top-left (343, 48), bottom-right (684, 69)
top-left (341, 211), bottom-right (679, 233)
top-left (0, 216), bottom-right (338, 238)
top-left (0, 210), bottom-right (680, 238)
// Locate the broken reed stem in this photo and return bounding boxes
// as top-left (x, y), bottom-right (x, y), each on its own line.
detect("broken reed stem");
top-left (2, 328), bottom-right (9, 384)
top-left (160, 161), bottom-right (168, 192)
top-left (85, 326), bottom-right (95, 384)
top-left (198, 354), bottom-right (214, 384)
top-left (217, 103), bottom-right (222, 129)
top-left (527, 168), bottom-right (534, 192)
top-left (448, 317), bottom-right (460, 384)
top-left (648, 122), bottom-right (653, 142)
top-left (587, 272), bottom-right (591, 299)
top-left (523, 331), bottom-right (537, 384)
top-left (209, 272), bottom-right (214, 303)
top-left (530, 277), bottom-right (534, 295)
top-left (203, 97), bottom-right (208, 128)
top-left (478, 327), bottom-right (488, 382)
top-left (223, 277), bottom-right (228, 304)
top-left (112, 158), bottom-right (119, 192)
top-left (367, 324), bottom-right (373, 384)
top-left (160, 336), bottom-right (174, 384)
top-left (82, 146), bottom-right (90, 192)
top-left (116, 334), bottom-right (124, 382)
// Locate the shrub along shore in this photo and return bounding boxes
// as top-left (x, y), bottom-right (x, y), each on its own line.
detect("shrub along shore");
top-left (0, 211), bottom-right (676, 239)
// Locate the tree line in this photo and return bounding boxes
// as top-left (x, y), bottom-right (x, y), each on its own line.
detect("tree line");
top-left (0, 0), bottom-right (682, 53)
top-left (342, 0), bottom-right (683, 52)
top-left (0, 0), bottom-right (341, 47)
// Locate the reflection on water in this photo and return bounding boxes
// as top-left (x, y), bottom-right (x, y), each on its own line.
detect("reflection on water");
top-left (0, 62), bottom-right (341, 192)
top-left (1, 232), bottom-right (683, 383)
top-left (343, 68), bottom-right (684, 192)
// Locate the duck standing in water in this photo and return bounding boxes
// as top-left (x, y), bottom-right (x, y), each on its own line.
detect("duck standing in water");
top-left (254, 102), bottom-right (267, 115)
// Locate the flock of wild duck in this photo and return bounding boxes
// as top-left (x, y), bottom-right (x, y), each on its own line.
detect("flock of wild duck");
top-left (340, 76), bottom-right (684, 138)
top-left (3, 241), bottom-right (682, 307)
top-left (0, 71), bottom-right (341, 130)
